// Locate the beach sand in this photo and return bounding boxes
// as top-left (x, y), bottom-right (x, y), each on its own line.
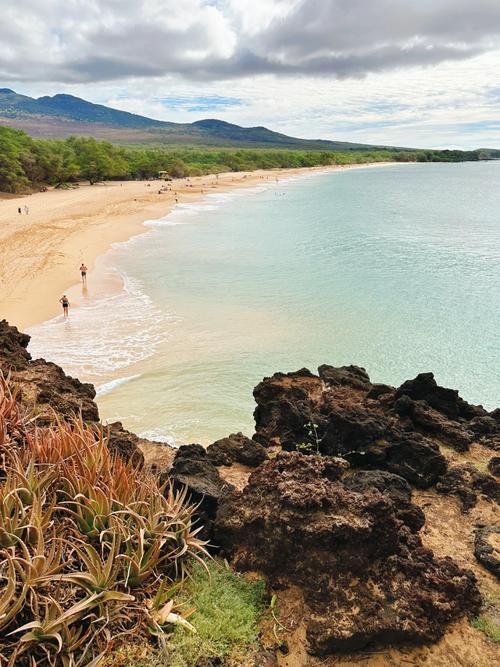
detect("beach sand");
top-left (0, 163), bottom-right (393, 330)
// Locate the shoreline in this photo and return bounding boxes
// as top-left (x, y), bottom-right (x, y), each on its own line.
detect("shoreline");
top-left (0, 162), bottom-right (396, 330)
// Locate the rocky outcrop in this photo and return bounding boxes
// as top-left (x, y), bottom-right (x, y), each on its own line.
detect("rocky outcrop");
top-left (0, 319), bottom-right (98, 424)
top-left (253, 366), bottom-right (448, 487)
top-left (104, 421), bottom-right (145, 467)
top-left (0, 320), bottom-right (31, 370)
top-left (0, 319), bottom-right (143, 464)
top-left (343, 469), bottom-right (425, 531)
top-left (207, 432), bottom-right (268, 467)
top-left (252, 366), bottom-right (500, 487)
top-left (216, 452), bottom-right (481, 654)
top-left (394, 372), bottom-right (484, 421)
top-left (168, 444), bottom-right (235, 539)
top-left (436, 464), bottom-right (500, 511)
top-left (474, 525), bottom-right (500, 579)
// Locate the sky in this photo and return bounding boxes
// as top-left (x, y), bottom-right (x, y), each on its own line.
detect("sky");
top-left (1, 0), bottom-right (500, 149)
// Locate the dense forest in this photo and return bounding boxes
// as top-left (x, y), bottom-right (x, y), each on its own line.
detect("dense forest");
top-left (0, 126), bottom-right (495, 193)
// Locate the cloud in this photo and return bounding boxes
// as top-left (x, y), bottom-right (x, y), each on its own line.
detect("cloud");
top-left (1, 0), bottom-right (500, 83)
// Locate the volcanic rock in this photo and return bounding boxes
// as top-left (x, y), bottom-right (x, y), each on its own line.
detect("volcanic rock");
top-left (474, 525), bottom-right (500, 579)
top-left (0, 320), bottom-right (147, 465)
top-left (0, 319), bottom-right (31, 370)
top-left (169, 444), bottom-right (235, 538)
top-left (207, 432), bottom-right (268, 467)
top-left (394, 372), bottom-right (484, 421)
top-left (104, 421), bottom-right (145, 466)
top-left (343, 469), bottom-right (425, 531)
top-left (216, 452), bottom-right (480, 654)
top-left (488, 456), bottom-right (500, 477)
top-left (0, 319), bottom-right (98, 424)
top-left (317, 364), bottom-right (371, 389)
top-left (253, 367), bottom-right (448, 487)
top-left (436, 464), bottom-right (500, 511)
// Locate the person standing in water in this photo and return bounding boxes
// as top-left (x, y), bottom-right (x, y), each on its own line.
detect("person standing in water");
top-left (59, 295), bottom-right (69, 319)
top-left (80, 262), bottom-right (88, 285)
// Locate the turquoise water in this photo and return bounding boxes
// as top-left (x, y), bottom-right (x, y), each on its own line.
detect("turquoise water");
top-left (28, 163), bottom-right (500, 444)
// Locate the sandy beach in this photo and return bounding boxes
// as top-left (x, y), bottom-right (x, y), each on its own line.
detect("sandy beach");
top-left (0, 163), bottom-right (393, 330)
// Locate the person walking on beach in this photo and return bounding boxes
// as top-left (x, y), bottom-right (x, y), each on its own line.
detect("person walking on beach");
top-left (59, 295), bottom-right (69, 319)
top-left (24, 205), bottom-right (29, 215)
top-left (80, 263), bottom-right (88, 285)
top-left (18, 207), bottom-right (22, 215)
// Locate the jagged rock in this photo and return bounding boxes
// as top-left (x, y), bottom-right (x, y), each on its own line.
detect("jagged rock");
top-left (253, 368), bottom-right (447, 487)
top-left (366, 383), bottom-right (394, 400)
top-left (393, 395), bottom-right (474, 451)
top-left (436, 464), bottom-right (500, 511)
top-left (474, 525), bottom-right (500, 579)
top-left (383, 436), bottom-right (447, 487)
top-left (207, 432), bottom-right (268, 467)
top-left (16, 360), bottom-right (99, 425)
top-left (216, 452), bottom-right (480, 655)
top-left (318, 364), bottom-right (371, 389)
top-left (343, 469), bottom-right (425, 531)
top-left (168, 444), bottom-right (234, 538)
top-left (0, 320), bottom-right (98, 424)
top-left (0, 319), bottom-right (31, 370)
top-left (253, 369), bottom-right (323, 449)
top-left (488, 457), bottom-right (500, 477)
top-left (394, 372), bottom-right (485, 421)
top-left (0, 320), bottom-right (147, 465)
top-left (104, 421), bottom-right (145, 467)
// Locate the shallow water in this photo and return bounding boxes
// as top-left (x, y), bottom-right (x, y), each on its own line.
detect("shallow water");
top-left (28, 163), bottom-right (500, 444)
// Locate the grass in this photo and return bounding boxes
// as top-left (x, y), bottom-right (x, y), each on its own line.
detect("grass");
top-left (165, 560), bottom-right (266, 666)
top-left (471, 588), bottom-right (500, 643)
top-left (105, 560), bottom-right (266, 667)
top-left (471, 615), bottom-right (500, 642)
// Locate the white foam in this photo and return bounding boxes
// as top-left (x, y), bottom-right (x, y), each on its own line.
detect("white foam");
top-left (95, 374), bottom-right (141, 397)
top-left (27, 269), bottom-right (173, 380)
top-left (138, 429), bottom-right (177, 447)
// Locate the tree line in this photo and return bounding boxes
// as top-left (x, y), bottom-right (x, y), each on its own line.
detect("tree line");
top-left (0, 126), bottom-right (493, 193)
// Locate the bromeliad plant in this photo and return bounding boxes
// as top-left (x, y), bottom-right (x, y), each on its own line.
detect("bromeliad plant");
top-left (0, 374), bottom-right (209, 666)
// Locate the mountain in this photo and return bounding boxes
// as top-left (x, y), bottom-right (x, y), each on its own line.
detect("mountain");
top-left (0, 88), bottom-right (386, 150)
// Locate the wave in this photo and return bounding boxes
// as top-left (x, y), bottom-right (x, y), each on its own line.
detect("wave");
top-left (95, 373), bottom-right (141, 397)
top-left (138, 429), bottom-right (177, 447)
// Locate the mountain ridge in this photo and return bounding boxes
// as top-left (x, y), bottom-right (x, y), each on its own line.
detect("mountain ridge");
top-left (0, 88), bottom-right (391, 150)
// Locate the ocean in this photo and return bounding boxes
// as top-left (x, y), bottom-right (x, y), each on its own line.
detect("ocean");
top-left (27, 162), bottom-right (500, 445)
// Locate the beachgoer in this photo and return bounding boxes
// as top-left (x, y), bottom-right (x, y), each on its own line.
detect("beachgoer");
top-left (18, 207), bottom-right (22, 215)
top-left (80, 263), bottom-right (88, 284)
top-left (24, 205), bottom-right (29, 215)
top-left (59, 295), bottom-right (69, 319)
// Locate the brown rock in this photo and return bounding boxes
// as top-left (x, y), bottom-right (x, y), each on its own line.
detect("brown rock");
top-left (474, 524), bottom-right (500, 579)
top-left (436, 464), bottom-right (500, 511)
top-left (216, 452), bottom-right (480, 655)
top-left (207, 432), bottom-right (268, 467)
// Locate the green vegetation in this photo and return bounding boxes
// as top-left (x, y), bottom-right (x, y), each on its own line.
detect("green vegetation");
top-left (164, 561), bottom-right (265, 666)
top-left (0, 375), bottom-right (208, 666)
top-left (1, 126), bottom-right (496, 193)
top-left (471, 615), bottom-right (500, 642)
top-left (471, 590), bottom-right (500, 643)
top-left (103, 561), bottom-right (266, 667)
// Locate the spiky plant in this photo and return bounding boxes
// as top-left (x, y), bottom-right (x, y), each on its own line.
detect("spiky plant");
top-left (0, 373), bottom-right (210, 666)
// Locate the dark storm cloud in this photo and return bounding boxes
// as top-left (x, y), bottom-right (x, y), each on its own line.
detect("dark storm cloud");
top-left (1, 0), bottom-right (500, 84)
